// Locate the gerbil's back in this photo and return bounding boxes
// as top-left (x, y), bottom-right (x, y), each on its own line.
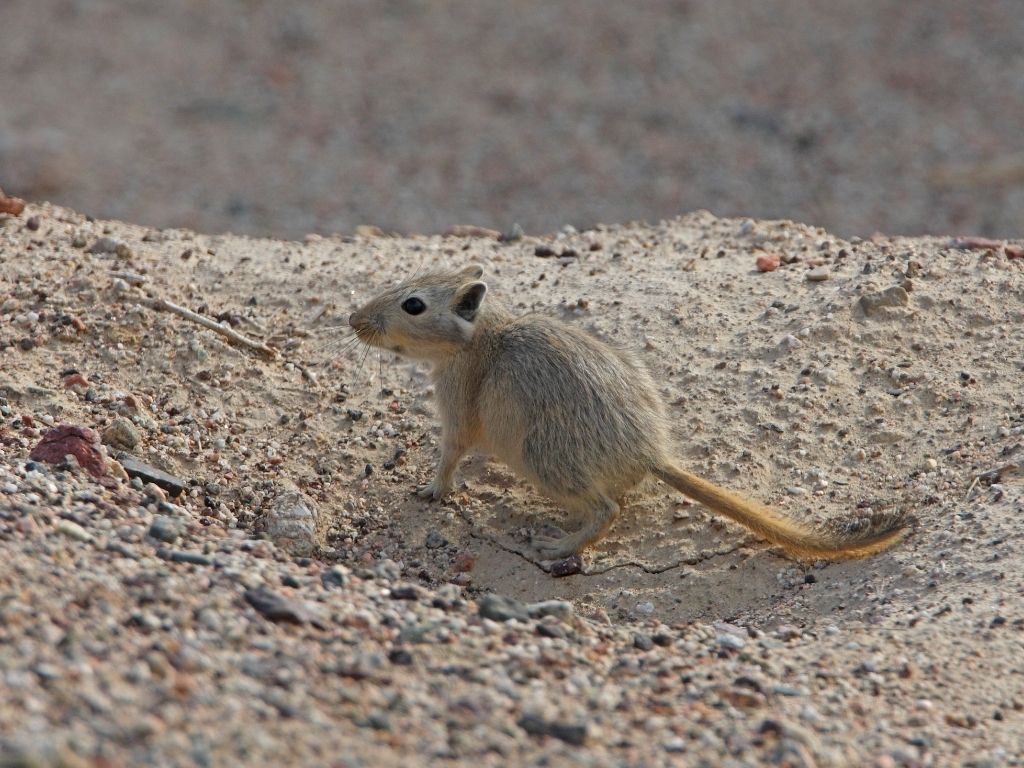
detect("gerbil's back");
top-left (478, 315), bottom-right (666, 496)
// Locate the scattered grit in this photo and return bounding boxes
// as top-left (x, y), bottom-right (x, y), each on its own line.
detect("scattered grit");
top-left (1, 203), bottom-right (1023, 766)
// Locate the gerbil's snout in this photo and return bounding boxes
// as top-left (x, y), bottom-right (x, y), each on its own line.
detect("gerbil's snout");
top-left (348, 308), bottom-right (379, 342)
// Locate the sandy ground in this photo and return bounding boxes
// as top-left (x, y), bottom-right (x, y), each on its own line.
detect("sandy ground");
top-left (1, 203), bottom-right (1023, 765)
top-left (2, 1), bottom-right (1024, 240)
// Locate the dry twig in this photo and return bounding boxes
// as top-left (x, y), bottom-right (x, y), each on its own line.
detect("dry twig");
top-left (145, 297), bottom-right (278, 359)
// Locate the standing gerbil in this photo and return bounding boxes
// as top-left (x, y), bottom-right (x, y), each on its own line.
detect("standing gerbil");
top-left (348, 264), bottom-right (907, 560)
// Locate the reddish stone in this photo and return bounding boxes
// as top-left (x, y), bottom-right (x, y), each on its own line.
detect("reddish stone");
top-left (0, 188), bottom-right (25, 216)
top-left (953, 236), bottom-right (1003, 250)
top-left (1005, 244), bottom-right (1024, 260)
top-left (29, 424), bottom-right (108, 477)
top-left (756, 254), bottom-right (781, 272)
top-left (451, 550), bottom-right (477, 573)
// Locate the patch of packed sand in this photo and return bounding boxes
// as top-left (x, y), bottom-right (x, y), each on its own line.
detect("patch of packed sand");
top-left (1, 204), bottom-right (1023, 765)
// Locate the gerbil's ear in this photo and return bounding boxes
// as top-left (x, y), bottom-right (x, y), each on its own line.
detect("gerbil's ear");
top-left (459, 264), bottom-right (484, 280)
top-left (453, 281), bottom-right (487, 321)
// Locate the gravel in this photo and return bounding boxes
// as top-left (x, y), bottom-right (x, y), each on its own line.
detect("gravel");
top-left (0, 204), bottom-right (1021, 765)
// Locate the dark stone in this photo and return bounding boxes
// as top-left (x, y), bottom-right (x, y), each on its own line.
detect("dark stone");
top-left (633, 633), bottom-right (654, 651)
top-left (243, 587), bottom-right (325, 628)
top-left (148, 515), bottom-right (184, 543)
top-left (550, 553), bottom-right (584, 578)
top-left (517, 714), bottom-right (587, 746)
top-left (478, 593), bottom-right (529, 622)
top-left (536, 622), bottom-right (565, 639)
top-left (388, 648), bottom-right (414, 665)
top-left (156, 548), bottom-right (212, 566)
top-left (389, 584), bottom-right (421, 601)
top-left (425, 530), bottom-right (447, 549)
top-left (117, 453), bottom-right (186, 497)
top-left (320, 566), bottom-right (348, 589)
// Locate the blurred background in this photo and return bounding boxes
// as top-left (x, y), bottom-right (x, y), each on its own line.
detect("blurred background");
top-left (1, 0), bottom-right (1022, 239)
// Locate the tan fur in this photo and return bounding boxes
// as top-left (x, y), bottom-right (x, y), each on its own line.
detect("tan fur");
top-left (350, 265), bottom-right (908, 561)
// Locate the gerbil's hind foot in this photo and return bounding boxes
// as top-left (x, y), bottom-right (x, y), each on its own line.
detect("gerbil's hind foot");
top-left (415, 480), bottom-right (449, 501)
top-left (532, 531), bottom-right (576, 560)
top-left (531, 494), bottom-right (619, 561)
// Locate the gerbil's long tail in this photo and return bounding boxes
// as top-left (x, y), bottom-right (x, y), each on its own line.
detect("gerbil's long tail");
top-left (653, 462), bottom-right (908, 560)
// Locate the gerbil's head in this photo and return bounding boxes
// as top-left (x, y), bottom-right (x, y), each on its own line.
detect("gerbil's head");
top-left (349, 264), bottom-right (488, 361)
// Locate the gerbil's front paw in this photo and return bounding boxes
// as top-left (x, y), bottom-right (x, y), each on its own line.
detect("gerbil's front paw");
top-left (532, 533), bottom-right (578, 560)
top-left (415, 481), bottom-right (448, 501)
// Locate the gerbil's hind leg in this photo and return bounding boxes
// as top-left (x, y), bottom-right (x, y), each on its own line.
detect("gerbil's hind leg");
top-left (416, 435), bottom-right (468, 501)
top-left (532, 494), bottom-right (619, 559)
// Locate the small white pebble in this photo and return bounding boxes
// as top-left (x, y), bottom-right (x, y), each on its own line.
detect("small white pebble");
top-left (806, 267), bottom-right (831, 282)
top-left (56, 520), bottom-right (93, 542)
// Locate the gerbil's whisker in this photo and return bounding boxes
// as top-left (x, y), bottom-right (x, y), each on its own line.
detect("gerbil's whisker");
top-left (309, 323), bottom-right (356, 335)
top-left (318, 338), bottom-right (362, 363)
top-left (354, 333), bottom-right (376, 380)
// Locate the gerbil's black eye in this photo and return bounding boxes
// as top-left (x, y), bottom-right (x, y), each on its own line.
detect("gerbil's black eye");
top-left (401, 297), bottom-right (426, 315)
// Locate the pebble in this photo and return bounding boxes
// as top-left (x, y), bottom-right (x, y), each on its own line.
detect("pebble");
top-left (102, 417), bottom-right (140, 450)
top-left (527, 600), bottom-right (574, 620)
top-left (321, 565), bottom-right (349, 589)
top-left (806, 267), bottom-right (831, 282)
top-left (633, 633), bottom-right (654, 651)
top-left (373, 558), bottom-right (401, 581)
top-left (717, 633), bottom-right (746, 650)
top-left (858, 285), bottom-right (909, 315)
top-left (635, 601), bottom-right (655, 616)
top-left (778, 334), bottom-right (802, 351)
top-left (86, 236), bottom-right (121, 254)
top-left (243, 587), bottom-right (325, 628)
top-left (517, 714), bottom-right (588, 746)
top-left (425, 530), bottom-right (447, 549)
top-left (157, 548), bottom-right (212, 566)
top-left (263, 490), bottom-right (321, 557)
top-left (56, 519), bottom-right (93, 542)
top-left (501, 223), bottom-right (525, 242)
top-left (148, 515), bottom-right (184, 544)
top-left (479, 594), bottom-right (529, 622)
top-left (550, 553), bottom-right (584, 577)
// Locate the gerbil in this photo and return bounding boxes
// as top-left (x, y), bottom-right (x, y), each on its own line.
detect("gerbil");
top-left (349, 264), bottom-right (907, 561)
